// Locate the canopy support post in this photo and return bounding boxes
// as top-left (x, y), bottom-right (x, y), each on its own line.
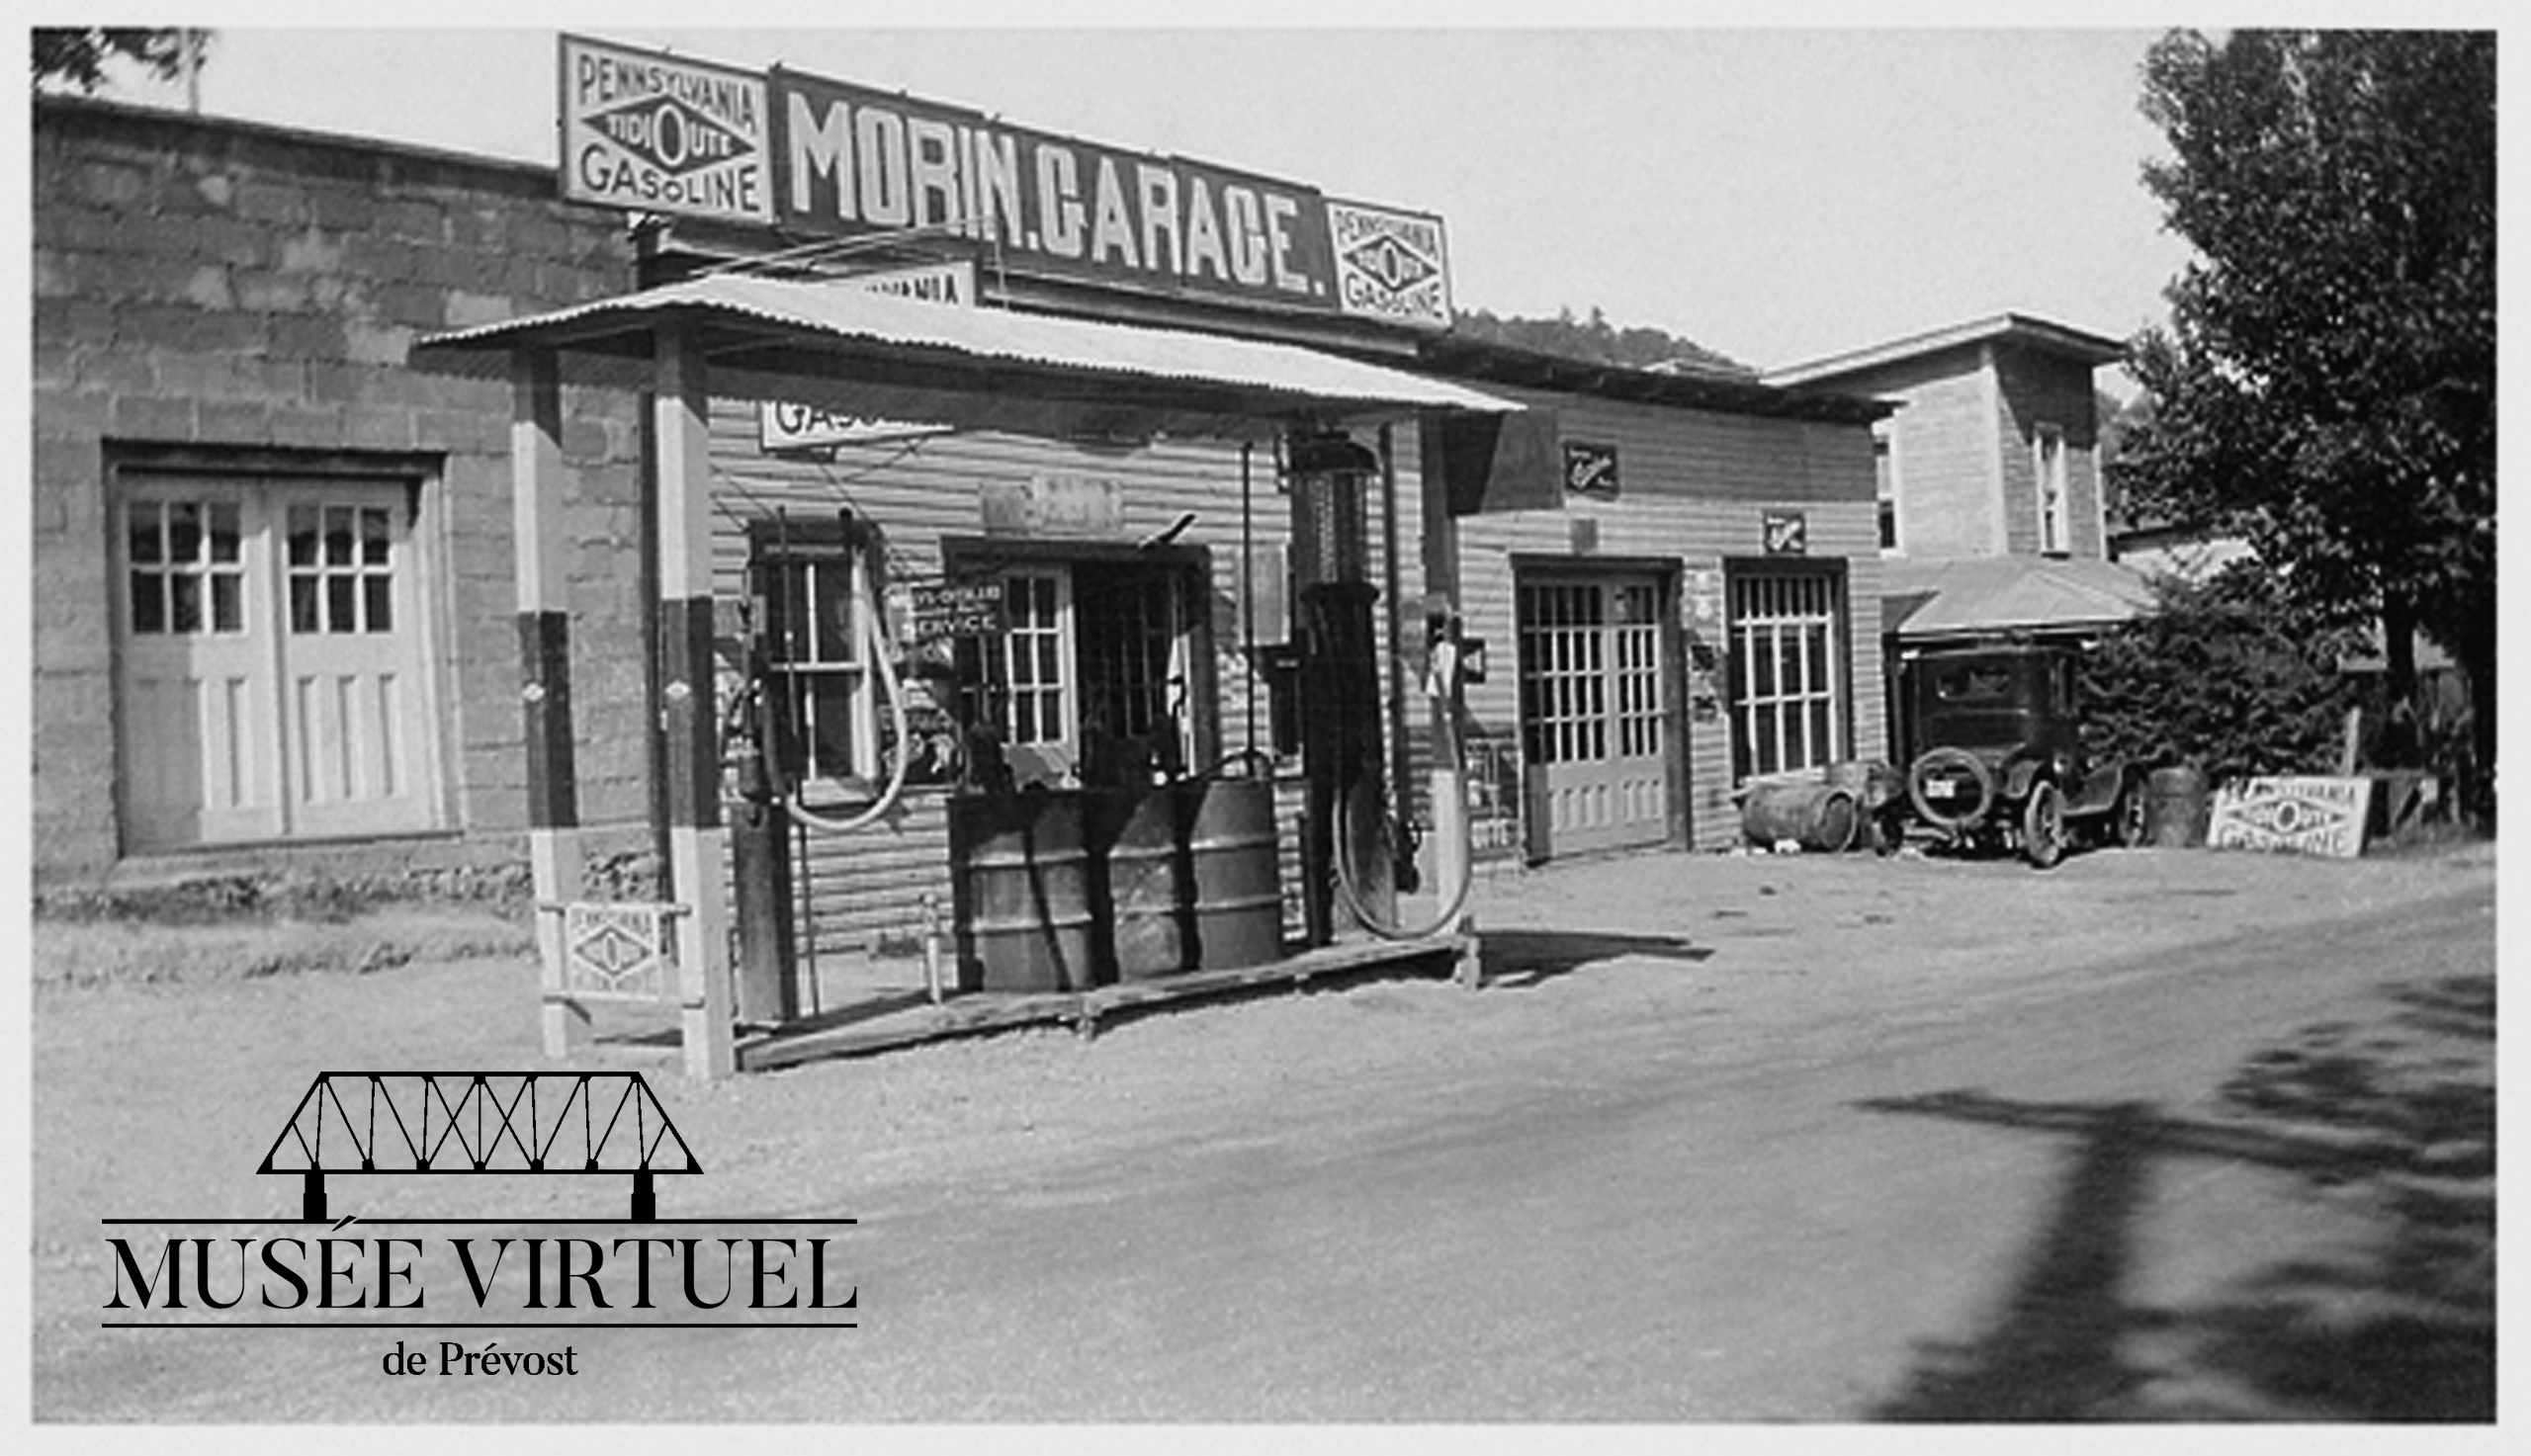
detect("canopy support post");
top-left (655, 320), bottom-right (738, 1081)
top-left (1416, 412), bottom-right (1476, 968)
top-left (513, 346), bottom-right (587, 1058)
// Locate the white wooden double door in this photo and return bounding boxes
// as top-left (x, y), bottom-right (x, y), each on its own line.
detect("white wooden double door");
top-left (113, 476), bottom-right (441, 851)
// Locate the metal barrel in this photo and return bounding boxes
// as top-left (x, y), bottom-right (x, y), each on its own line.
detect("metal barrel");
top-left (2143, 765), bottom-right (2212, 848)
top-left (1183, 777), bottom-right (1283, 970)
top-left (1095, 786), bottom-right (1195, 981)
top-left (1824, 759), bottom-right (1905, 814)
top-left (1739, 780), bottom-right (1860, 853)
top-left (949, 792), bottom-right (1100, 993)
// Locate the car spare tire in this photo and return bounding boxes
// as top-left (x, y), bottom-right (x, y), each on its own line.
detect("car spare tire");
top-left (1907, 746), bottom-right (1995, 830)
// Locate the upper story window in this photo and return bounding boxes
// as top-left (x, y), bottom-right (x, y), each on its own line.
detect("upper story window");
top-left (2034, 423), bottom-right (2069, 555)
top-left (1873, 420), bottom-right (1899, 553)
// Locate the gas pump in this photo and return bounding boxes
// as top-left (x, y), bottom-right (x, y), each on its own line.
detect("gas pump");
top-left (1284, 431), bottom-right (1479, 946)
top-left (725, 510), bottom-right (913, 1024)
top-left (725, 614), bottom-right (792, 1026)
top-left (1285, 432), bottom-right (1381, 945)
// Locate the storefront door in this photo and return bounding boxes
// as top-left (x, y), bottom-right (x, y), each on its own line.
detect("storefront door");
top-left (1516, 572), bottom-right (1670, 859)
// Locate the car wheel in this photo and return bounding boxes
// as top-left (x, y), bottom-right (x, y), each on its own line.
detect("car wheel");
top-left (2113, 779), bottom-right (2148, 849)
top-left (2023, 781), bottom-right (2067, 869)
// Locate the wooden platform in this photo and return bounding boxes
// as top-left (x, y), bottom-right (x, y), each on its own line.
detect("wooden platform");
top-left (736, 933), bottom-right (1477, 1072)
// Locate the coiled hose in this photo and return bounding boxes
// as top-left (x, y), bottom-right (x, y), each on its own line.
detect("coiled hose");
top-left (783, 576), bottom-right (912, 834)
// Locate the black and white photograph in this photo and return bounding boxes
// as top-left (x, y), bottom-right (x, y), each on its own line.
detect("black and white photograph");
top-left (13, 10), bottom-right (2504, 1435)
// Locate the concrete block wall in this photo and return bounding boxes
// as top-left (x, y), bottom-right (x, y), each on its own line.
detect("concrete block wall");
top-left (31, 98), bottom-right (647, 886)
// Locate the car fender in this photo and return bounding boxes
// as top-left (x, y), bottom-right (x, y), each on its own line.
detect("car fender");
top-left (2066, 760), bottom-right (2128, 816)
top-left (2000, 756), bottom-right (2046, 803)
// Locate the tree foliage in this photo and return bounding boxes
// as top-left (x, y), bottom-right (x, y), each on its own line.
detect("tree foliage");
top-left (31, 28), bottom-right (202, 93)
top-left (1451, 304), bottom-right (1752, 377)
top-left (2080, 563), bottom-right (2367, 784)
top-left (2115, 30), bottom-right (2494, 791)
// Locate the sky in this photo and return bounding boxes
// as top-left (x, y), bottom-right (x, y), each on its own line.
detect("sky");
top-left (54, 15), bottom-right (2217, 379)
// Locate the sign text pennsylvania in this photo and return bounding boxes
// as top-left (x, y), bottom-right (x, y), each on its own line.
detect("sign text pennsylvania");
top-left (561, 36), bottom-right (772, 224)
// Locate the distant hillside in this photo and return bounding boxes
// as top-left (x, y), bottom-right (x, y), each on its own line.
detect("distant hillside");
top-left (1449, 304), bottom-right (1755, 379)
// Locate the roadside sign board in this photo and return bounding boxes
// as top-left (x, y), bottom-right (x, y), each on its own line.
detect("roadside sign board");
top-left (2208, 775), bottom-right (2376, 858)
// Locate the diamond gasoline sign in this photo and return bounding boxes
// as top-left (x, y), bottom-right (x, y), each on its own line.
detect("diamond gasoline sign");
top-left (561, 35), bottom-right (772, 224)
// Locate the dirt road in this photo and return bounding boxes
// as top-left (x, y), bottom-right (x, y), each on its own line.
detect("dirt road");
top-left (30, 841), bottom-right (2495, 1420)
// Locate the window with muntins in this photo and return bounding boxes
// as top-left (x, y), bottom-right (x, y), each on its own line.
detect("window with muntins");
top-left (751, 523), bottom-right (878, 790)
top-left (951, 555), bottom-right (1202, 788)
top-left (1727, 568), bottom-right (1845, 782)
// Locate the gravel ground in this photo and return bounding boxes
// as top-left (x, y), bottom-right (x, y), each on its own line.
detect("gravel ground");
top-left (27, 835), bottom-right (2497, 1420)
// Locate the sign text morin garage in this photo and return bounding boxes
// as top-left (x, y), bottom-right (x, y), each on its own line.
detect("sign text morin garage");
top-left (560, 35), bottom-right (773, 223)
top-left (774, 65), bottom-right (1360, 316)
top-left (553, 38), bottom-right (1449, 328)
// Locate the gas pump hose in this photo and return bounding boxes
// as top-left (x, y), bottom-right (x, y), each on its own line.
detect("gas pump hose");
top-left (1332, 693), bottom-right (1477, 942)
top-left (783, 577), bottom-right (914, 834)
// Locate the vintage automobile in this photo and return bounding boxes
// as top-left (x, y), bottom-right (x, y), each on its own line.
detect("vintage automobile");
top-left (1895, 641), bottom-right (2145, 868)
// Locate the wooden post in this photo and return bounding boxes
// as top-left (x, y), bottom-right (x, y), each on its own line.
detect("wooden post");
top-left (655, 322), bottom-right (737, 1081)
top-left (1416, 413), bottom-right (1477, 981)
top-left (513, 348), bottom-right (587, 1058)
top-left (1377, 423), bottom-right (1415, 842)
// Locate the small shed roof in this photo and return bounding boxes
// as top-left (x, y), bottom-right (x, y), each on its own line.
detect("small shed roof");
top-left (1881, 555), bottom-right (2156, 640)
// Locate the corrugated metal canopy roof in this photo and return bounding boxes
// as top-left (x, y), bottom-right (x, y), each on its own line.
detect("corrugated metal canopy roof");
top-left (1882, 556), bottom-right (2157, 640)
top-left (408, 273), bottom-right (1517, 443)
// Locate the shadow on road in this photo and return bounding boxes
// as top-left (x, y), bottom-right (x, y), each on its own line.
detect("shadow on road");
top-left (1858, 972), bottom-right (2492, 1421)
top-left (1477, 929), bottom-right (1711, 990)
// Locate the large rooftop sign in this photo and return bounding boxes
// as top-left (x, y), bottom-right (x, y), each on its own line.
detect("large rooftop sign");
top-left (559, 34), bottom-right (1451, 330)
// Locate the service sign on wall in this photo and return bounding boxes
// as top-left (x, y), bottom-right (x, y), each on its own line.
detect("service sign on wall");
top-left (560, 35), bottom-right (773, 224)
top-left (980, 474), bottom-right (1127, 538)
top-left (1563, 442), bottom-right (1620, 501)
top-left (1763, 510), bottom-right (1809, 556)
